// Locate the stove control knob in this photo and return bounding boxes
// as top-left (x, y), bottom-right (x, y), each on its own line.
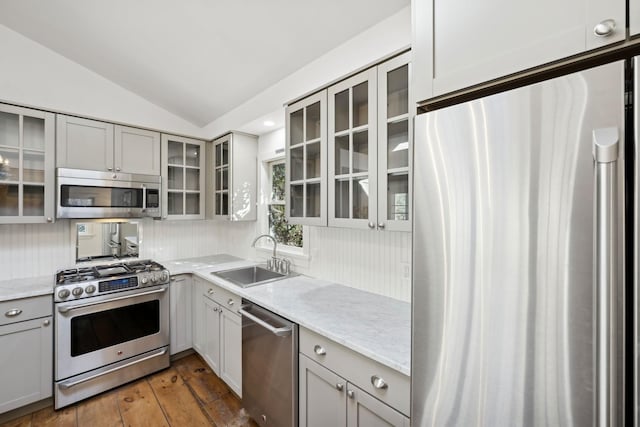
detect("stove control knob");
top-left (141, 275), bottom-right (149, 285)
top-left (58, 289), bottom-right (70, 299)
top-left (85, 285), bottom-right (96, 294)
top-left (72, 287), bottom-right (84, 297)
top-left (152, 273), bottom-right (160, 283)
top-left (161, 271), bottom-right (169, 282)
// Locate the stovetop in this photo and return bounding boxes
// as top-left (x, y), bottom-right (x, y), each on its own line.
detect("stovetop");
top-left (54, 259), bottom-right (169, 302)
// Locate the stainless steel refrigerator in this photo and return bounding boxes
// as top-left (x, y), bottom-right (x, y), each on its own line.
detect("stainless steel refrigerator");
top-left (412, 59), bottom-right (631, 426)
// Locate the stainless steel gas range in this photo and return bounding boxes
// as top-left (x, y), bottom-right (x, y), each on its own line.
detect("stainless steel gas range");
top-left (53, 259), bottom-right (170, 409)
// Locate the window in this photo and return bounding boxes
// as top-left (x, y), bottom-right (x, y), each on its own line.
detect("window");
top-left (268, 160), bottom-right (302, 248)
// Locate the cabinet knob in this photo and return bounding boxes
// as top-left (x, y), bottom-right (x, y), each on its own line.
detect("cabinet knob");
top-left (213, 307), bottom-right (218, 312)
top-left (5, 309), bottom-right (22, 318)
top-left (107, 167), bottom-right (113, 171)
top-left (368, 222), bottom-right (375, 229)
top-left (371, 375), bottom-right (388, 390)
top-left (227, 298), bottom-right (234, 306)
top-left (313, 344), bottom-right (326, 356)
top-left (208, 289), bottom-right (214, 295)
top-left (46, 217), bottom-right (53, 223)
top-left (336, 383), bottom-right (344, 391)
top-left (347, 390), bottom-right (355, 399)
top-left (116, 167), bottom-right (121, 172)
top-left (43, 319), bottom-right (51, 326)
top-left (594, 19), bottom-right (616, 37)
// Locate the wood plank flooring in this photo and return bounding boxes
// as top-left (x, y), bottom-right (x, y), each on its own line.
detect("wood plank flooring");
top-left (1, 354), bottom-right (258, 427)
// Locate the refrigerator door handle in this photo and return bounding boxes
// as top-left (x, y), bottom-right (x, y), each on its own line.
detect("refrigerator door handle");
top-left (593, 127), bottom-right (619, 427)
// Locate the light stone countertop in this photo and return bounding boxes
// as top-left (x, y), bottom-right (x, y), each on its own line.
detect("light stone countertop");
top-left (0, 275), bottom-right (53, 302)
top-left (165, 255), bottom-right (411, 376)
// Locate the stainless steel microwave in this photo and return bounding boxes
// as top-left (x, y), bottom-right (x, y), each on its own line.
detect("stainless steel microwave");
top-left (56, 168), bottom-right (161, 219)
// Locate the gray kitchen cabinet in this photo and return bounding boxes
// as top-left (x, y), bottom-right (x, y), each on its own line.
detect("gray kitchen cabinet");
top-left (299, 354), bottom-right (409, 427)
top-left (57, 115), bottom-right (161, 175)
top-left (412, 0), bottom-right (625, 103)
top-left (206, 132), bottom-right (258, 221)
top-left (285, 91), bottom-right (328, 226)
top-left (169, 274), bottom-right (192, 355)
top-left (299, 354), bottom-right (348, 427)
top-left (193, 277), bottom-right (242, 397)
top-left (0, 295), bottom-right (53, 414)
top-left (161, 134), bottom-right (206, 219)
top-left (0, 104), bottom-right (55, 224)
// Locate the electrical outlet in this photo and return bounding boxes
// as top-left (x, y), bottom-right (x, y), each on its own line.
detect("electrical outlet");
top-left (401, 262), bottom-right (411, 279)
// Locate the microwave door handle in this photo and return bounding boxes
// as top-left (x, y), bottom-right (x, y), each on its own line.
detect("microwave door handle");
top-left (142, 184), bottom-right (147, 212)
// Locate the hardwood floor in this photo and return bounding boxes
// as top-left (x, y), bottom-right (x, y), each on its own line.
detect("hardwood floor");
top-left (1, 354), bottom-right (258, 427)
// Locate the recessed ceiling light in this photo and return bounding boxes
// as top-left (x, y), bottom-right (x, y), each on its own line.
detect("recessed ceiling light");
top-left (263, 120), bottom-right (275, 127)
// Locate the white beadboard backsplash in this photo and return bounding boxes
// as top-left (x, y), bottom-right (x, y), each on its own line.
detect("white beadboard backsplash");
top-left (0, 219), bottom-right (411, 302)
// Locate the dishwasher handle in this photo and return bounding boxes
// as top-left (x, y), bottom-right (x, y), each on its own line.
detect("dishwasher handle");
top-left (239, 305), bottom-right (292, 337)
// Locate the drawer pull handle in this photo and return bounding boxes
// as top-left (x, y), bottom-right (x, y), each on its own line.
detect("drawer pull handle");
top-left (208, 289), bottom-right (214, 295)
top-left (347, 390), bottom-right (355, 399)
top-left (227, 298), bottom-right (234, 306)
top-left (5, 309), bottom-right (22, 318)
top-left (336, 383), bottom-right (344, 391)
top-left (371, 375), bottom-right (388, 390)
top-left (314, 345), bottom-right (326, 356)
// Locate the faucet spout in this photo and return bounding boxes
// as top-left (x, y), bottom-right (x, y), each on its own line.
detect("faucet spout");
top-left (251, 234), bottom-right (277, 258)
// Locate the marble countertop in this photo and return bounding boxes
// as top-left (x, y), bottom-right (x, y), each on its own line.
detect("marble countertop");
top-left (165, 255), bottom-right (411, 376)
top-left (0, 275), bottom-right (53, 302)
top-left (0, 254), bottom-right (411, 376)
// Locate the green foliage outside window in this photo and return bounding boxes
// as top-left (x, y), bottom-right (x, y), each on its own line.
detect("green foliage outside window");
top-left (269, 162), bottom-right (302, 248)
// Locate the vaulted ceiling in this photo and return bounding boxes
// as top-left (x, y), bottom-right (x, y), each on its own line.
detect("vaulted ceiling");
top-left (0, 0), bottom-right (408, 127)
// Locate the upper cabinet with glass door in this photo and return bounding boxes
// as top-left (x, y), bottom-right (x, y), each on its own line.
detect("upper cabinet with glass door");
top-left (377, 52), bottom-right (412, 232)
top-left (161, 134), bottom-right (205, 220)
top-left (0, 104), bottom-right (55, 224)
top-left (328, 68), bottom-right (378, 229)
top-left (285, 91), bottom-right (327, 226)
top-left (206, 132), bottom-right (257, 221)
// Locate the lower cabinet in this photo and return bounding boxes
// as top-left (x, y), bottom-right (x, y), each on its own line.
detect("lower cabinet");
top-left (169, 274), bottom-right (192, 355)
top-left (0, 295), bottom-right (53, 414)
top-left (192, 277), bottom-right (242, 397)
top-left (299, 355), bottom-right (409, 427)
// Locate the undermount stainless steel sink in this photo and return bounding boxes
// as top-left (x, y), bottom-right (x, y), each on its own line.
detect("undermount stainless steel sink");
top-left (210, 265), bottom-right (291, 288)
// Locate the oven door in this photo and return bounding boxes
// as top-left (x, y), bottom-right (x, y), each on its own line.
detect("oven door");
top-left (54, 284), bottom-right (169, 381)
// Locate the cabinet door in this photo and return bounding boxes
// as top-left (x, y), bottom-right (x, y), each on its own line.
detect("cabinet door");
top-left (220, 307), bottom-right (242, 397)
top-left (212, 134), bottom-right (231, 219)
top-left (169, 275), bottom-right (192, 355)
top-left (412, 0), bottom-right (625, 103)
top-left (377, 53), bottom-right (412, 233)
top-left (0, 104), bottom-right (55, 224)
top-left (328, 69), bottom-right (378, 229)
top-left (161, 134), bottom-right (205, 220)
top-left (56, 115), bottom-right (114, 171)
top-left (191, 278), bottom-right (205, 354)
top-left (347, 383), bottom-right (409, 427)
top-left (202, 296), bottom-right (221, 375)
top-left (286, 91), bottom-right (327, 226)
top-left (0, 316), bottom-right (52, 413)
top-left (114, 125), bottom-right (161, 175)
top-left (632, 0), bottom-right (640, 37)
top-left (299, 354), bottom-right (347, 427)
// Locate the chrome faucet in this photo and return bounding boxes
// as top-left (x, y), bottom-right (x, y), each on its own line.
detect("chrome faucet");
top-left (251, 234), bottom-right (278, 271)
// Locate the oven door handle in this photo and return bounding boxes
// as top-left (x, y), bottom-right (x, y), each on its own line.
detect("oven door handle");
top-left (58, 348), bottom-right (168, 390)
top-left (57, 287), bottom-right (167, 314)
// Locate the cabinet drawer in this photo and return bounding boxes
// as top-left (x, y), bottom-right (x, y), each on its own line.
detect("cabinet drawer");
top-left (0, 295), bottom-right (52, 326)
top-left (202, 281), bottom-right (241, 313)
top-left (299, 327), bottom-right (410, 416)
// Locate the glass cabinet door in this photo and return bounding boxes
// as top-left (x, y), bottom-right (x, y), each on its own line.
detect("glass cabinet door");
top-left (328, 68), bottom-right (378, 229)
top-left (161, 135), bottom-right (205, 219)
top-left (285, 90), bottom-right (327, 226)
top-left (0, 105), bottom-right (54, 224)
top-left (377, 52), bottom-right (412, 232)
top-left (214, 135), bottom-right (230, 217)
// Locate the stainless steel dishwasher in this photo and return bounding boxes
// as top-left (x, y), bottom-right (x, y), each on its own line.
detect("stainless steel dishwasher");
top-left (239, 301), bottom-right (298, 427)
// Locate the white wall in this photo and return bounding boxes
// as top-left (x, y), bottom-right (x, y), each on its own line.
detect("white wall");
top-left (205, 6), bottom-right (411, 137)
top-left (0, 24), bottom-right (206, 138)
